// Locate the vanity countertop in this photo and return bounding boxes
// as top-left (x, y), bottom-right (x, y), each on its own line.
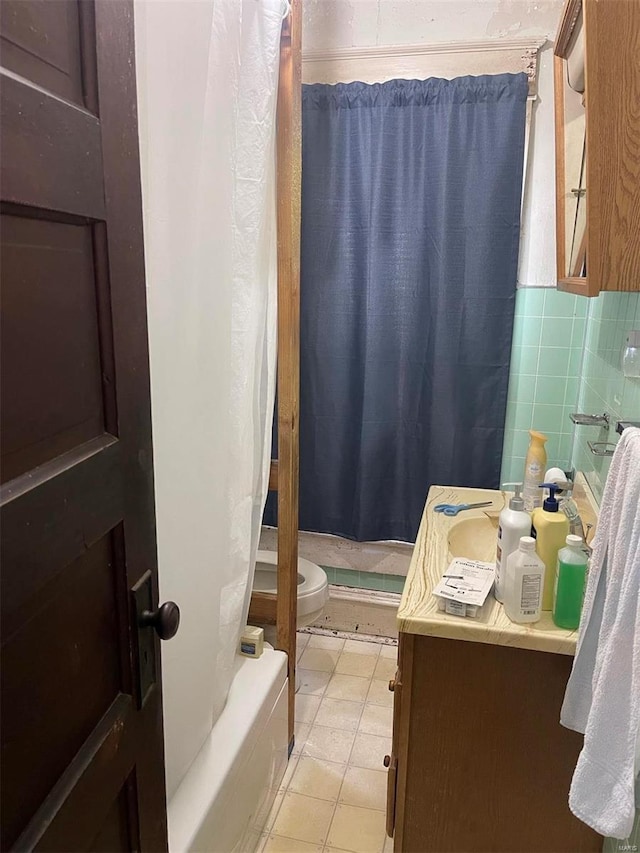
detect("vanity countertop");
top-left (397, 483), bottom-right (597, 656)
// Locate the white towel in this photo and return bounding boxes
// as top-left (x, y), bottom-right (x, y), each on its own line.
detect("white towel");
top-left (561, 426), bottom-right (640, 839)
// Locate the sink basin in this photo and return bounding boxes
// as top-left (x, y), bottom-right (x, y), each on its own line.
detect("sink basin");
top-left (398, 486), bottom-right (578, 655)
top-left (447, 515), bottom-right (499, 562)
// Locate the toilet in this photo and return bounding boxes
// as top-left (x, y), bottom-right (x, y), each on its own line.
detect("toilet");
top-left (253, 550), bottom-right (329, 628)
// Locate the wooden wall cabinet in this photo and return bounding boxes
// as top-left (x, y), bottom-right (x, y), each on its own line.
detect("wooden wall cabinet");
top-left (554, 0), bottom-right (640, 296)
top-left (386, 631), bottom-right (602, 852)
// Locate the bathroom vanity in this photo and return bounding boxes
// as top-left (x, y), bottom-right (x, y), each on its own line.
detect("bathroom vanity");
top-left (387, 486), bottom-right (601, 852)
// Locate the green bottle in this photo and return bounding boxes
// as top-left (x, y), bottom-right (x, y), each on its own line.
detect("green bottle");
top-left (552, 534), bottom-right (589, 629)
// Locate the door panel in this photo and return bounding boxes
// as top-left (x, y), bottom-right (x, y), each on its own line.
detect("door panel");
top-left (0, 75), bottom-right (105, 219)
top-left (89, 785), bottom-right (137, 853)
top-left (15, 695), bottom-right (139, 852)
top-left (1, 215), bottom-right (110, 482)
top-left (2, 532), bottom-right (123, 845)
top-left (1, 2), bottom-right (169, 850)
top-left (0, 0), bottom-right (86, 106)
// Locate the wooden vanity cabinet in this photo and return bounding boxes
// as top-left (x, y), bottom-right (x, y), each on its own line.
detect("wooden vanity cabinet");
top-left (554, 0), bottom-right (640, 296)
top-left (386, 631), bottom-right (602, 852)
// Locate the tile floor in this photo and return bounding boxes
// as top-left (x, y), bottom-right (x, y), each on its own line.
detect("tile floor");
top-left (258, 632), bottom-right (397, 853)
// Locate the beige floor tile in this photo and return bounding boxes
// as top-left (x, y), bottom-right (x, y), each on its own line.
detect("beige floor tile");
top-left (327, 804), bottom-right (386, 853)
top-left (271, 792), bottom-right (335, 846)
top-left (295, 694), bottom-right (321, 724)
top-left (315, 697), bottom-right (363, 732)
top-left (296, 633), bottom-right (310, 661)
top-left (359, 704), bottom-right (393, 738)
top-left (299, 648), bottom-right (340, 672)
top-left (343, 639), bottom-right (382, 657)
top-left (288, 755), bottom-right (345, 800)
top-left (308, 633), bottom-right (345, 652)
top-left (382, 833), bottom-right (394, 852)
top-left (302, 725), bottom-right (356, 763)
top-left (339, 766), bottom-right (387, 811)
top-left (373, 657), bottom-right (397, 681)
top-left (326, 673), bottom-right (370, 703)
top-left (264, 790), bottom-right (285, 830)
top-left (279, 755), bottom-right (299, 791)
top-left (298, 669), bottom-right (332, 697)
top-left (263, 834), bottom-right (324, 853)
top-left (379, 644), bottom-right (398, 660)
top-left (366, 679), bottom-right (394, 708)
top-left (297, 632), bottom-right (311, 650)
top-left (336, 652), bottom-right (377, 678)
top-left (293, 722), bottom-right (311, 754)
top-left (349, 732), bottom-right (392, 772)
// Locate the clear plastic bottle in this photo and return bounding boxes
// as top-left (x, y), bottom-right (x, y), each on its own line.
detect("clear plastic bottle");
top-left (552, 534), bottom-right (589, 629)
top-left (504, 536), bottom-right (545, 624)
top-left (522, 430), bottom-right (548, 511)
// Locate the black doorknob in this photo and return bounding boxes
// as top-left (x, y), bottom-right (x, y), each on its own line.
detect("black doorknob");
top-left (140, 601), bottom-right (180, 640)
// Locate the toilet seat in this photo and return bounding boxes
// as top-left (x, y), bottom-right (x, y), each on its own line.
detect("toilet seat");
top-left (254, 550), bottom-right (328, 623)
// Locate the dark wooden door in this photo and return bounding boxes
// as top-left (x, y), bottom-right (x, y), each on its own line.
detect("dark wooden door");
top-left (1, 2), bottom-right (171, 850)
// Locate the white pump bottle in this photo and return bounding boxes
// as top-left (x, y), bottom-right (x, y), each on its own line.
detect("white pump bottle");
top-left (495, 483), bottom-right (531, 603)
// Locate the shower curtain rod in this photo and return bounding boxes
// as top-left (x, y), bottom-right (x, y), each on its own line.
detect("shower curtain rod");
top-left (301, 37), bottom-right (545, 97)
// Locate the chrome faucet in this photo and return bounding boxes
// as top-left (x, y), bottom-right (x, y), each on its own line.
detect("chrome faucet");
top-left (549, 479), bottom-right (593, 554)
top-left (561, 494), bottom-right (587, 538)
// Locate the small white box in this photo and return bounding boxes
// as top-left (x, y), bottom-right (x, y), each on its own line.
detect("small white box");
top-left (240, 625), bottom-right (264, 658)
top-left (433, 558), bottom-right (495, 619)
top-left (437, 598), bottom-right (483, 619)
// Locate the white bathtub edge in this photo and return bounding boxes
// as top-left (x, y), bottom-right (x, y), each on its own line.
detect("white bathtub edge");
top-left (168, 648), bottom-right (288, 852)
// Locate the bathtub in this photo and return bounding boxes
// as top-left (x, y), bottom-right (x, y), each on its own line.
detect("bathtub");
top-left (168, 648), bottom-right (288, 852)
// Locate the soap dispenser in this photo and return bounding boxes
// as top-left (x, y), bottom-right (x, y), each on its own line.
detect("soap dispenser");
top-left (495, 483), bottom-right (531, 603)
top-left (531, 483), bottom-right (570, 611)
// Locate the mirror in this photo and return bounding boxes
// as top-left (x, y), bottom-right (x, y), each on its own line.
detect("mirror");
top-left (555, 1), bottom-right (589, 288)
top-left (561, 61), bottom-right (587, 278)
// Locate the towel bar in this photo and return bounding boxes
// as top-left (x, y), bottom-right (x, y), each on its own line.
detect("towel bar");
top-left (587, 441), bottom-right (615, 457)
top-left (571, 412), bottom-right (610, 428)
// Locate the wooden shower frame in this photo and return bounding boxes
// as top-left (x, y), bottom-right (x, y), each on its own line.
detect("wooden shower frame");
top-left (248, 0), bottom-right (301, 750)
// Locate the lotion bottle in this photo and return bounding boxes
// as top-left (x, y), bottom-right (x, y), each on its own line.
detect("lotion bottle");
top-left (531, 483), bottom-right (570, 611)
top-left (495, 483), bottom-right (531, 603)
top-left (504, 536), bottom-right (545, 624)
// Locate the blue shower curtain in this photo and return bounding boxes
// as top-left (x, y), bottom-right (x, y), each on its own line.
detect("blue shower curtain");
top-left (265, 73), bottom-right (528, 542)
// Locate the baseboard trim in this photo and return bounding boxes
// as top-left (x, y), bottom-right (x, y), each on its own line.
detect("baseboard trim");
top-left (311, 584), bottom-right (400, 638)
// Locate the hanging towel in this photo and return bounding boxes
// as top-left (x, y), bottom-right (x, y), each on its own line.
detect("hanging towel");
top-left (561, 427), bottom-right (640, 839)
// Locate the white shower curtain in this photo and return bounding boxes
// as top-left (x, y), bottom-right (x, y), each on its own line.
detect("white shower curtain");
top-left (134, 0), bottom-right (285, 798)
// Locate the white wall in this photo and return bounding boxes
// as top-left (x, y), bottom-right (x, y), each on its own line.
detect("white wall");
top-left (518, 43), bottom-right (557, 288)
top-left (303, 0), bottom-right (561, 50)
top-left (302, 0), bottom-right (565, 287)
